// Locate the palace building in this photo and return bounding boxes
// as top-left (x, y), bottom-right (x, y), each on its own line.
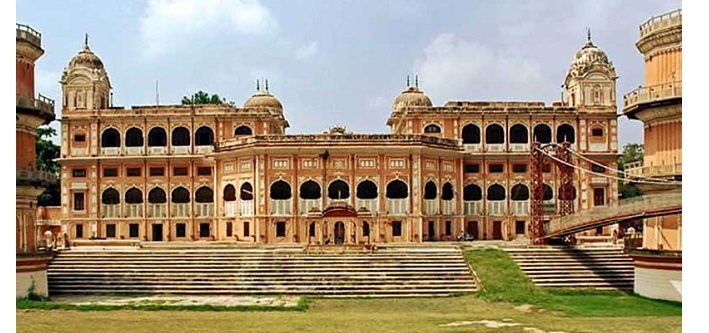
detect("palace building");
top-left (57, 34), bottom-right (619, 245)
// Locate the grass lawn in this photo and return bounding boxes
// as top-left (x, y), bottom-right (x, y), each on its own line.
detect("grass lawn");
top-left (16, 248), bottom-right (682, 333)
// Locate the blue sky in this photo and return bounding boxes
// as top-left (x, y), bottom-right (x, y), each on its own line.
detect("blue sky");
top-left (17, 0), bottom-right (682, 146)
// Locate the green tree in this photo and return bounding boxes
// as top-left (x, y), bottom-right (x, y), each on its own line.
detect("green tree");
top-left (617, 143), bottom-right (644, 199)
top-left (181, 90), bottom-right (235, 106)
top-left (36, 126), bottom-right (60, 206)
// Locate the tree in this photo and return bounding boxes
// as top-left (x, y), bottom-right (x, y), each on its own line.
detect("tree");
top-left (36, 126), bottom-right (61, 206)
top-left (617, 143), bottom-right (644, 199)
top-left (181, 90), bottom-right (235, 106)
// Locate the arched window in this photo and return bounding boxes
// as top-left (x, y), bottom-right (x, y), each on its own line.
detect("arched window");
top-left (148, 127), bottom-right (167, 147)
top-left (593, 85), bottom-right (601, 105)
top-left (195, 187), bottom-right (214, 203)
top-left (125, 188), bottom-right (143, 204)
top-left (101, 188), bottom-right (120, 204)
top-left (125, 128), bottom-right (144, 147)
top-left (462, 124), bottom-right (481, 144)
top-left (487, 184), bottom-right (506, 201)
top-left (424, 181), bottom-right (437, 200)
top-left (424, 124), bottom-right (441, 133)
top-left (328, 180), bottom-right (350, 200)
top-left (101, 128), bottom-right (120, 147)
top-left (148, 187), bottom-right (166, 204)
top-left (171, 187), bottom-right (191, 203)
top-left (543, 184), bottom-right (553, 201)
top-left (556, 124), bottom-right (576, 144)
top-left (485, 124), bottom-right (504, 144)
top-left (510, 184), bottom-right (530, 201)
top-left (356, 180), bottom-right (378, 199)
top-left (195, 126), bottom-right (214, 146)
top-left (300, 180), bottom-right (321, 200)
top-left (509, 124), bottom-right (528, 144)
top-left (386, 180), bottom-right (408, 199)
top-left (240, 182), bottom-right (253, 200)
top-left (270, 180), bottom-right (292, 200)
top-left (234, 125), bottom-right (253, 136)
top-left (533, 124), bottom-right (552, 143)
top-left (441, 182), bottom-right (454, 200)
top-left (171, 127), bottom-right (190, 146)
top-left (223, 184), bottom-right (236, 202)
top-left (463, 184), bottom-right (482, 201)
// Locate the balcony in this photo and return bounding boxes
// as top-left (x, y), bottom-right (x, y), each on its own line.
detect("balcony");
top-left (195, 203), bottom-right (214, 218)
top-left (16, 23), bottom-right (42, 48)
top-left (487, 201), bottom-right (506, 216)
top-left (464, 201), bottom-right (482, 216)
top-left (512, 200), bottom-right (529, 216)
top-left (101, 204), bottom-right (120, 218)
top-left (125, 204), bottom-right (143, 218)
top-left (16, 167), bottom-right (57, 186)
top-left (70, 147), bottom-right (88, 157)
top-left (125, 147), bottom-right (144, 155)
top-left (171, 146), bottom-right (191, 155)
top-left (424, 199), bottom-right (439, 215)
top-left (148, 204), bottom-right (167, 218)
top-left (442, 200), bottom-right (455, 215)
top-left (270, 199), bottom-right (292, 216)
top-left (16, 94), bottom-right (55, 120)
top-left (463, 143), bottom-right (482, 152)
top-left (172, 203), bottom-right (190, 218)
top-left (240, 200), bottom-right (254, 216)
top-left (148, 146), bottom-right (167, 155)
top-left (544, 200), bottom-right (556, 214)
top-left (195, 146), bottom-right (213, 154)
top-left (510, 143), bottom-right (529, 152)
top-left (224, 201), bottom-right (236, 217)
top-left (485, 144), bottom-right (505, 152)
top-left (386, 199), bottom-right (408, 216)
top-left (623, 81), bottom-right (682, 114)
top-left (639, 8), bottom-right (682, 40)
top-left (356, 199), bottom-right (378, 214)
top-left (626, 163), bottom-right (682, 178)
top-left (300, 199), bottom-right (322, 215)
top-left (101, 147), bottom-right (121, 156)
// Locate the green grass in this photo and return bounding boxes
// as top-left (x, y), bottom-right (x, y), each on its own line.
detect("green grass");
top-left (464, 248), bottom-right (682, 317)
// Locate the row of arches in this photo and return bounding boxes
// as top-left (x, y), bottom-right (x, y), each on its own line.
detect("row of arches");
top-left (265, 179), bottom-right (409, 200)
top-left (459, 123), bottom-right (576, 144)
top-left (462, 184), bottom-right (576, 201)
top-left (99, 125), bottom-right (254, 148)
top-left (101, 186), bottom-right (214, 204)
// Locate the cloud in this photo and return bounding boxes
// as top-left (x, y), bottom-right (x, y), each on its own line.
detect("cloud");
top-left (294, 41), bottom-right (319, 60)
top-left (139, 0), bottom-right (278, 59)
top-left (415, 33), bottom-right (548, 104)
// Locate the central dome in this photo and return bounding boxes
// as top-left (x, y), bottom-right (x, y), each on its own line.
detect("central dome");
top-left (244, 90), bottom-right (283, 110)
top-left (393, 86), bottom-right (433, 109)
top-left (68, 45), bottom-right (104, 70)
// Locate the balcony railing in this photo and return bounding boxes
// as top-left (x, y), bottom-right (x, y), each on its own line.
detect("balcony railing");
top-left (16, 167), bottom-right (57, 184)
top-left (270, 199), bottom-right (292, 215)
top-left (125, 146), bottom-right (144, 155)
top-left (101, 147), bottom-right (120, 156)
top-left (195, 146), bottom-right (214, 154)
top-left (300, 199), bottom-right (322, 215)
top-left (327, 198), bottom-right (351, 206)
top-left (510, 143), bottom-right (529, 152)
top-left (464, 201), bottom-right (482, 216)
top-left (240, 200), bottom-right (253, 216)
top-left (442, 200), bottom-right (455, 215)
top-left (487, 201), bottom-right (506, 216)
top-left (70, 147), bottom-right (88, 157)
top-left (623, 81), bottom-right (682, 111)
top-left (101, 204), bottom-right (120, 218)
top-left (639, 8), bottom-right (682, 39)
top-left (148, 146), bottom-right (167, 155)
top-left (387, 198), bottom-right (408, 215)
top-left (512, 200), bottom-right (530, 216)
top-left (356, 199), bottom-right (378, 213)
top-left (424, 199), bottom-right (439, 215)
top-left (171, 146), bottom-right (191, 155)
top-left (16, 94), bottom-right (54, 116)
top-left (485, 144), bottom-right (505, 152)
top-left (626, 163), bottom-right (682, 178)
top-left (463, 143), bottom-right (482, 152)
top-left (224, 201), bottom-right (236, 217)
top-left (544, 200), bottom-right (556, 214)
top-left (172, 203), bottom-right (190, 218)
top-left (148, 203), bottom-right (166, 218)
top-left (126, 204), bottom-right (143, 218)
top-left (16, 23), bottom-right (41, 48)
top-left (195, 203), bottom-right (214, 218)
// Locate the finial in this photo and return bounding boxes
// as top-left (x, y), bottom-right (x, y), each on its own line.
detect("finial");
top-left (265, 78), bottom-right (269, 92)
top-left (84, 33), bottom-right (89, 47)
top-left (586, 27), bottom-right (591, 42)
top-left (415, 74), bottom-right (419, 88)
top-left (406, 75), bottom-right (410, 87)
top-left (256, 79), bottom-right (260, 91)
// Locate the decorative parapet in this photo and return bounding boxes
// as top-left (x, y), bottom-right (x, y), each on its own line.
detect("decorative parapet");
top-left (625, 163), bottom-right (682, 178)
top-left (639, 9), bottom-right (682, 40)
top-left (16, 23), bottom-right (41, 48)
top-left (622, 81), bottom-right (681, 112)
top-left (16, 167), bottom-right (58, 187)
top-left (218, 134), bottom-right (463, 150)
top-left (16, 94), bottom-right (56, 121)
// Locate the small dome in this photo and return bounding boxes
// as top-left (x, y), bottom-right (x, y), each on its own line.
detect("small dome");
top-left (565, 34), bottom-right (615, 85)
top-left (244, 90), bottom-right (283, 110)
top-left (393, 86), bottom-right (433, 109)
top-left (68, 44), bottom-right (104, 70)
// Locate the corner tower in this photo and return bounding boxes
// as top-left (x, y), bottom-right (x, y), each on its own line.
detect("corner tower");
top-left (563, 31), bottom-right (617, 111)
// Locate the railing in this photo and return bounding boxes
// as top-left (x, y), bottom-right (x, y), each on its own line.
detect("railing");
top-left (101, 147), bottom-right (120, 156)
top-left (172, 203), bottom-right (190, 218)
top-left (125, 147), bottom-right (144, 155)
top-left (327, 198), bottom-right (351, 206)
top-left (240, 200), bottom-right (253, 216)
top-left (485, 143), bottom-right (505, 152)
top-left (16, 167), bottom-right (57, 183)
top-left (591, 177), bottom-right (608, 185)
top-left (639, 8), bottom-right (682, 39)
top-left (171, 146), bottom-right (191, 155)
top-left (356, 199), bottom-right (378, 213)
top-left (424, 199), bottom-right (439, 215)
top-left (442, 200), bottom-right (455, 215)
top-left (625, 163), bottom-right (682, 177)
top-left (148, 146), bottom-right (167, 155)
top-left (224, 201), bottom-right (236, 217)
top-left (464, 201), bottom-right (482, 215)
top-left (487, 201), bottom-right (506, 216)
top-left (148, 203), bottom-right (166, 218)
top-left (101, 204), bottom-right (120, 218)
top-left (70, 147), bottom-right (88, 156)
top-left (463, 143), bottom-right (482, 152)
top-left (195, 145), bottom-right (213, 154)
top-left (623, 81), bottom-right (682, 110)
top-left (36, 219), bottom-right (61, 226)
top-left (16, 23), bottom-right (41, 47)
top-left (512, 200), bottom-right (530, 216)
top-left (16, 94), bottom-right (55, 115)
top-left (300, 199), bottom-right (322, 215)
top-left (510, 143), bottom-right (529, 152)
top-left (544, 200), bottom-right (556, 214)
top-left (195, 203), bottom-right (214, 218)
top-left (387, 199), bottom-right (408, 215)
top-left (125, 204), bottom-right (143, 218)
top-left (270, 199), bottom-right (292, 215)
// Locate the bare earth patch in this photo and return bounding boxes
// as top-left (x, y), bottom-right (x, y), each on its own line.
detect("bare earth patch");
top-left (439, 320), bottom-right (521, 328)
top-left (49, 295), bottom-right (301, 307)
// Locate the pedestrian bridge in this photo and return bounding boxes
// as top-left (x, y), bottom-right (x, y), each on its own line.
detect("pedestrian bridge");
top-left (544, 190), bottom-right (682, 238)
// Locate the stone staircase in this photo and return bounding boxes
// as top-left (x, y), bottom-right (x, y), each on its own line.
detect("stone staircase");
top-left (47, 247), bottom-right (478, 297)
top-left (504, 247), bottom-right (634, 290)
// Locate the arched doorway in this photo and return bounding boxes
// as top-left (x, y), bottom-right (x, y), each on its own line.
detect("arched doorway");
top-left (334, 221), bottom-right (345, 245)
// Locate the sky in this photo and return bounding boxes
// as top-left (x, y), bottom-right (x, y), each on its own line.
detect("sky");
top-left (16, 0), bottom-right (682, 146)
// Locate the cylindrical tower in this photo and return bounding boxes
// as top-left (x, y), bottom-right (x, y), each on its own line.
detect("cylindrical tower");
top-left (16, 23), bottom-right (56, 298)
